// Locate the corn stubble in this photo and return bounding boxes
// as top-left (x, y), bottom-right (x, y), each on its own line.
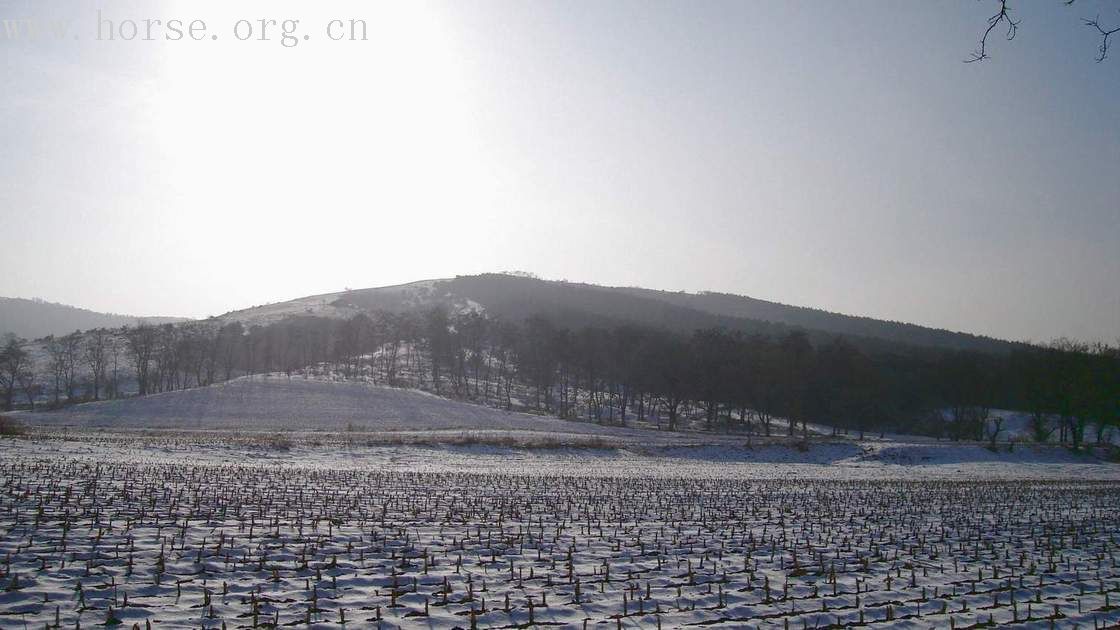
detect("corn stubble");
top-left (1, 453), bottom-right (1118, 628)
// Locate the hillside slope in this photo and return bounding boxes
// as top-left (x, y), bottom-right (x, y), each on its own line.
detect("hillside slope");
top-left (0, 297), bottom-right (187, 340)
top-left (372, 275), bottom-right (1019, 353)
top-left (613, 286), bottom-right (1017, 353)
top-left (14, 375), bottom-right (677, 442)
top-left (213, 273), bottom-right (1022, 354)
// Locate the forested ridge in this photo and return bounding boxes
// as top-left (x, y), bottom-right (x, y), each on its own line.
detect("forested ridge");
top-left (2, 290), bottom-right (1116, 447)
top-left (332, 274), bottom-right (1027, 355)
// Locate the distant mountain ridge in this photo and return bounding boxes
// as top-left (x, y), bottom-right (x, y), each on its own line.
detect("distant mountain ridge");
top-left (0, 296), bottom-right (188, 340)
top-left (436, 275), bottom-right (1022, 354)
top-left (612, 286), bottom-right (1017, 353)
top-left (6, 275), bottom-right (1020, 353)
top-left (218, 273), bottom-right (1024, 355)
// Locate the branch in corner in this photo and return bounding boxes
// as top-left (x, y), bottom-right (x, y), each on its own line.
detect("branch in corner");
top-left (969, 0), bottom-right (1119, 63)
top-left (1084, 15), bottom-right (1120, 62)
top-left (966, 0), bottom-right (1020, 63)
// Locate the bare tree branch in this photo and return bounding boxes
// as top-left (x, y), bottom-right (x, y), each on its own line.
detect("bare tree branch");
top-left (966, 0), bottom-right (1020, 63)
top-left (970, 1), bottom-right (1119, 63)
top-left (1084, 14), bottom-right (1120, 62)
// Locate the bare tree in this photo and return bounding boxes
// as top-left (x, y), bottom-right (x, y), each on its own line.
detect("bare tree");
top-left (84, 329), bottom-right (110, 401)
top-left (125, 323), bottom-right (158, 396)
top-left (106, 334), bottom-right (124, 399)
top-left (987, 414), bottom-right (1006, 450)
top-left (968, 0), bottom-right (1118, 62)
top-left (45, 336), bottom-right (67, 404)
top-left (15, 362), bottom-right (38, 410)
top-left (1084, 14), bottom-right (1120, 61)
top-left (1028, 412), bottom-right (1056, 442)
top-left (966, 0), bottom-right (1019, 63)
top-left (0, 334), bottom-right (29, 411)
top-left (61, 331), bottom-right (82, 400)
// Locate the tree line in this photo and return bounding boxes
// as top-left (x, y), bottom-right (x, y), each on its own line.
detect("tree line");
top-left (1, 308), bottom-right (1116, 447)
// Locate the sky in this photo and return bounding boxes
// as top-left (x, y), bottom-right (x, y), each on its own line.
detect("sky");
top-left (1, 0), bottom-right (1117, 344)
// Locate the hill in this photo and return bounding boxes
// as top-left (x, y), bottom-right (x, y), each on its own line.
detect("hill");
top-left (613, 285), bottom-right (1017, 352)
top-left (12, 375), bottom-right (1113, 471)
top-left (13, 374), bottom-right (685, 446)
top-left (0, 297), bottom-right (188, 340)
top-left (221, 274), bottom-right (1022, 354)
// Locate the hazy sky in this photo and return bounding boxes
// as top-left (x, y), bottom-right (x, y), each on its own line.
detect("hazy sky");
top-left (1, 1), bottom-right (1117, 344)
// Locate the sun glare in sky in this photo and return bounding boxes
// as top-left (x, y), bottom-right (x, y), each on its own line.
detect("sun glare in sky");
top-left (1, 1), bottom-right (1117, 342)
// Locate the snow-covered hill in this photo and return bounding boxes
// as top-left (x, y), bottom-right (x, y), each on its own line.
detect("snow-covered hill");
top-left (11, 373), bottom-right (1116, 474)
top-left (12, 374), bottom-right (669, 440)
top-left (209, 273), bottom-right (1022, 354)
top-left (214, 279), bottom-right (482, 326)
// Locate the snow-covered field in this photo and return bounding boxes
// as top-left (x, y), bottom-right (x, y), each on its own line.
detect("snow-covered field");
top-left (11, 375), bottom-right (670, 441)
top-left (14, 374), bottom-right (1120, 460)
top-left (1, 433), bottom-right (1118, 629)
top-left (3, 374), bottom-right (1119, 629)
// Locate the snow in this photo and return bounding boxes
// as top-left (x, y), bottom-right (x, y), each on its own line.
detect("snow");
top-left (1, 433), bottom-right (1118, 630)
top-left (935, 408), bottom-right (1120, 446)
top-left (11, 375), bottom-right (694, 443)
top-left (5, 370), bottom-right (1119, 629)
top-left (11, 374), bottom-right (1119, 476)
top-left (211, 279), bottom-right (482, 326)
top-left (213, 293), bottom-right (365, 326)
